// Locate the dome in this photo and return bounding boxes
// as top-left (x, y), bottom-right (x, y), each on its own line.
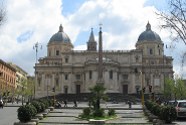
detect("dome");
top-left (137, 22), bottom-right (162, 43)
top-left (49, 24), bottom-right (71, 43)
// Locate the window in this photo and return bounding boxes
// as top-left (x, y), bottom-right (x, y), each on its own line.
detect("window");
top-left (109, 70), bottom-right (113, 79)
top-left (64, 86), bottom-right (68, 94)
top-left (56, 50), bottom-right (59, 56)
top-left (123, 74), bottom-right (128, 79)
top-left (38, 78), bottom-right (41, 87)
top-left (65, 58), bottom-right (68, 63)
top-left (89, 71), bottom-right (92, 79)
top-left (76, 74), bottom-right (80, 80)
top-left (149, 49), bottom-right (153, 55)
top-left (159, 49), bottom-right (161, 55)
top-left (55, 78), bottom-right (59, 86)
top-left (49, 51), bottom-right (51, 56)
top-left (65, 74), bottom-right (68, 80)
top-left (135, 55), bottom-right (139, 62)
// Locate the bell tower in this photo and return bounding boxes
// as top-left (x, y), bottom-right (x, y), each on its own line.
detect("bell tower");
top-left (87, 28), bottom-right (97, 51)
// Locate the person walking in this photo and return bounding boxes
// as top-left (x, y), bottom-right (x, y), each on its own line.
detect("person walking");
top-left (73, 100), bottom-right (77, 107)
top-left (128, 100), bottom-right (132, 108)
top-left (64, 100), bottom-right (67, 107)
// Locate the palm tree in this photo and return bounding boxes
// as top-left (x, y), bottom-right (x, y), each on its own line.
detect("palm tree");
top-left (89, 84), bottom-right (107, 110)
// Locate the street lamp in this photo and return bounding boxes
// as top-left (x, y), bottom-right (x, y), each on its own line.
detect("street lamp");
top-left (158, 44), bottom-right (165, 92)
top-left (140, 71), bottom-right (144, 108)
top-left (53, 87), bottom-right (55, 106)
top-left (33, 42), bottom-right (42, 99)
top-left (135, 68), bottom-right (144, 108)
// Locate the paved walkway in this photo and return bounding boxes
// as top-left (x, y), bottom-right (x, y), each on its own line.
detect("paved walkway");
top-left (39, 102), bottom-right (153, 125)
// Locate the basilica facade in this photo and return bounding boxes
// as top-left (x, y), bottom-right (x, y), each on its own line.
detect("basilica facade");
top-left (34, 22), bottom-right (173, 98)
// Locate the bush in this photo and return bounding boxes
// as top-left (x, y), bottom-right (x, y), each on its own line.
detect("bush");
top-left (39, 102), bottom-right (45, 112)
top-left (152, 103), bottom-right (161, 116)
top-left (31, 101), bottom-right (42, 113)
top-left (82, 107), bottom-right (91, 116)
top-left (40, 99), bottom-right (49, 109)
top-left (93, 108), bottom-right (104, 117)
top-left (47, 99), bottom-right (54, 107)
top-left (17, 105), bottom-right (36, 122)
top-left (29, 104), bottom-right (37, 117)
top-left (145, 100), bottom-right (154, 112)
top-left (160, 105), bottom-right (177, 123)
top-left (108, 108), bottom-right (116, 116)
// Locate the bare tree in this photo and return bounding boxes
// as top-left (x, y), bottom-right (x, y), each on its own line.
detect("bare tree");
top-left (157, 0), bottom-right (186, 73)
top-left (0, 1), bottom-right (6, 26)
top-left (157, 0), bottom-right (186, 44)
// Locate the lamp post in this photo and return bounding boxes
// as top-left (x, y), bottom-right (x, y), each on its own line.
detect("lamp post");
top-left (22, 86), bottom-right (24, 105)
top-left (158, 44), bottom-right (165, 93)
top-left (53, 87), bottom-right (55, 106)
top-left (135, 68), bottom-right (144, 108)
top-left (0, 72), bottom-right (2, 97)
top-left (140, 70), bottom-right (144, 108)
top-left (33, 42), bottom-right (42, 99)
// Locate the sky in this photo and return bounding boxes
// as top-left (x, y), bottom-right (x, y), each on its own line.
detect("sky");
top-left (0, 0), bottom-right (185, 78)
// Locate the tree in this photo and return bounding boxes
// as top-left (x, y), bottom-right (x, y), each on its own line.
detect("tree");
top-left (20, 78), bottom-right (27, 105)
top-left (164, 78), bottom-right (174, 100)
top-left (24, 78), bottom-right (34, 102)
top-left (157, 0), bottom-right (186, 45)
top-left (157, 0), bottom-right (186, 69)
top-left (164, 76), bottom-right (186, 101)
top-left (174, 76), bottom-right (186, 99)
top-left (89, 84), bottom-right (107, 110)
top-left (0, 1), bottom-right (6, 26)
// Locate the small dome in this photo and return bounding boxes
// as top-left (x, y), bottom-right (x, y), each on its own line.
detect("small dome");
top-left (137, 22), bottom-right (162, 43)
top-left (49, 24), bottom-right (71, 43)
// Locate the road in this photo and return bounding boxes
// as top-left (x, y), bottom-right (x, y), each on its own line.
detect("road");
top-left (0, 106), bottom-right (19, 125)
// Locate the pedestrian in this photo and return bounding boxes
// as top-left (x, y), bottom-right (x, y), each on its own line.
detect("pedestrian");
top-left (73, 100), bottom-right (77, 107)
top-left (0, 99), bottom-right (4, 109)
top-left (64, 100), bottom-right (67, 107)
top-left (128, 100), bottom-right (132, 108)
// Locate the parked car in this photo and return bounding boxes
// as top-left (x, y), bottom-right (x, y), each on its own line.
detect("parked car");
top-left (168, 100), bottom-right (186, 118)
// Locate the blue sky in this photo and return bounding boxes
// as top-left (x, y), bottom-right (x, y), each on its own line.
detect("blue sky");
top-left (0, 0), bottom-right (185, 78)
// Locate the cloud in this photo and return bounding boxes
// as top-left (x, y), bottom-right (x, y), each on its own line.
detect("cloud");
top-left (0, 0), bottom-right (64, 75)
top-left (0, 0), bottom-right (185, 78)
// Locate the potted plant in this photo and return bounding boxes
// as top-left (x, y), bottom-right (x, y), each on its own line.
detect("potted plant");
top-left (14, 105), bottom-right (37, 125)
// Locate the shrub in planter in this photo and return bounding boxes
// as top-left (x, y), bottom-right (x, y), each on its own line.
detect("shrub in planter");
top-left (31, 101), bottom-right (42, 113)
top-left (93, 108), bottom-right (105, 117)
top-left (40, 99), bottom-right (49, 109)
top-left (29, 104), bottom-right (37, 117)
top-left (152, 103), bottom-right (161, 116)
top-left (82, 107), bottom-right (91, 116)
top-left (145, 100), bottom-right (154, 112)
top-left (108, 108), bottom-right (116, 116)
top-left (160, 105), bottom-right (177, 123)
top-left (39, 102), bottom-right (45, 112)
top-left (47, 99), bottom-right (53, 107)
top-left (17, 105), bottom-right (36, 122)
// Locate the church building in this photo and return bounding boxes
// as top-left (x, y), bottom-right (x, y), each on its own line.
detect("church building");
top-left (34, 22), bottom-right (173, 98)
